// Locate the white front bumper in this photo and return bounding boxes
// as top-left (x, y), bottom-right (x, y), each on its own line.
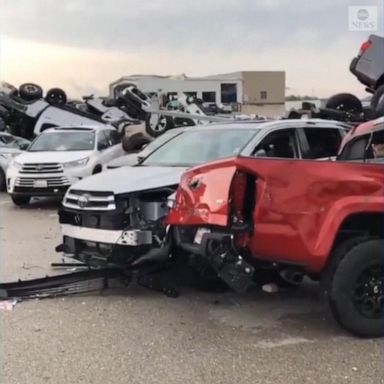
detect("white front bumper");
top-left (6, 165), bottom-right (93, 194)
top-left (61, 224), bottom-right (153, 246)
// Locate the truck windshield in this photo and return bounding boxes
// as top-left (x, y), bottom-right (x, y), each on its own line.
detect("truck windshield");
top-left (142, 129), bottom-right (258, 166)
top-left (29, 131), bottom-right (95, 152)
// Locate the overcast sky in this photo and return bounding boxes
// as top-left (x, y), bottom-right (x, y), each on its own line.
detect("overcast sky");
top-left (0, 0), bottom-right (383, 98)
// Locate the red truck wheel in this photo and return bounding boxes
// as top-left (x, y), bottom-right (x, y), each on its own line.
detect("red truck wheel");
top-left (327, 239), bottom-right (384, 337)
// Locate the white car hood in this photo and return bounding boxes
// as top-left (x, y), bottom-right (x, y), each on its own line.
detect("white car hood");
top-left (16, 151), bottom-right (92, 164)
top-left (106, 153), bottom-right (139, 168)
top-left (0, 147), bottom-right (22, 155)
top-left (70, 166), bottom-right (188, 194)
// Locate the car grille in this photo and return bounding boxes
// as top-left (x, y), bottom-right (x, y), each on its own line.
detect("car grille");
top-left (63, 190), bottom-right (116, 211)
top-left (20, 163), bottom-right (63, 174)
top-left (15, 176), bottom-right (70, 187)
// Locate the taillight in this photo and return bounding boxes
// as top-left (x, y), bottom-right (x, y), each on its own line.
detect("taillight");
top-left (230, 171), bottom-right (248, 224)
top-left (359, 40), bottom-right (372, 55)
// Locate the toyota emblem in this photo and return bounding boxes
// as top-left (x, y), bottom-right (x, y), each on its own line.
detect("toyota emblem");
top-left (78, 194), bottom-right (91, 208)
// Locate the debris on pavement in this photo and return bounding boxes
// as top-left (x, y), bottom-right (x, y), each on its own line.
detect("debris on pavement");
top-left (0, 299), bottom-right (18, 311)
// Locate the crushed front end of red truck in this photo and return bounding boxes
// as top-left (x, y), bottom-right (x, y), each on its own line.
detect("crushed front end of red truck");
top-left (166, 155), bottom-right (384, 337)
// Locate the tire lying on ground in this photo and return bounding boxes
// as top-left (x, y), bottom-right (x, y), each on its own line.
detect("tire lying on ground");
top-left (326, 93), bottom-right (363, 114)
top-left (122, 132), bottom-right (151, 152)
top-left (325, 238), bottom-right (384, 338)
top-left (145, 113), bottom-right (174, 138)
top-left (19, 83), bottom-right (43, 101)
top-left (46, 88), bottom-right (67, 105)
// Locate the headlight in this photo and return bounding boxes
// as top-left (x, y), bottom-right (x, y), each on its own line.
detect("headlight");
top-left (9, 159), bottom-right (22, 169)
top-left (62, 157), bottom-right (89, 168)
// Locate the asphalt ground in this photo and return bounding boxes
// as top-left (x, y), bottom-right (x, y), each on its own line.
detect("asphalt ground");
top-left (0, 193), bottom-right (382, 384)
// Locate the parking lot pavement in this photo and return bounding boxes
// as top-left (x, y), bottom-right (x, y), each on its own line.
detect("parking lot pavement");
top-left (0, 192), bottom-right (382, 384)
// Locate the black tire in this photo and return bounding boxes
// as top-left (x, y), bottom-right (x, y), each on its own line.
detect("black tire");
top-left (11, 195), bottom-right (31, 206)
top-left (0, 168), bottom-right (5, 191)
top-left (19, 83), bottom-right (43, 101)
top-left (145, 113), bottom-right (174, 137)
top-left (122, 132), bottom-right (150, 152)
top-left (326, 93), bottom-right (363, 114)
top-left (45, 88), bottom-right (67, 105)
top-left (326, 239), bottom-right (384, 337)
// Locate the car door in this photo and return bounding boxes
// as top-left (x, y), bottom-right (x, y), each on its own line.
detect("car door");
top-left (251, 128), bottom-right (300, 159)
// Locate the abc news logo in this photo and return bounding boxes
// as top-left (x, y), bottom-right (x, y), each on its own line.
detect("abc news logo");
top-left (349, 6), bottom-right (378, 31)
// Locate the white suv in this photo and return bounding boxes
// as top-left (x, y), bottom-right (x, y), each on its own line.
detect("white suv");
top-left (7, 126), bottom-right (124, 206)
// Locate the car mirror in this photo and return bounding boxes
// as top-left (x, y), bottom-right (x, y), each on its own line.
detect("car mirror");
top-left (254, 149), bottom-right (267, 157)
top-left (19, 143), bottom-right (29, 150)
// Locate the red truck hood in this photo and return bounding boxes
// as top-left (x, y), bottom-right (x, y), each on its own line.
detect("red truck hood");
top-left (167, 156), bottom-right (384, 228)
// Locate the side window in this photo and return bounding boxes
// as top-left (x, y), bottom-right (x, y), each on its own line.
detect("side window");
top-left (302, 128), bottom-right (343, 159)
top-left (338, 134), bottom-right (371, 161)
top-left (101, 130), bottom-right (120, 147)
top-left (109, 130), bottom-right (121, 145)
top-left (97, 131), bottom-right (109, 149)
top-left (252, 129), bottom-right (297, 158)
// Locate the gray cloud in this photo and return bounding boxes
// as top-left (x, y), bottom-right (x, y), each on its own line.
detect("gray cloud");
top-left (1, 0), bottom-right (382, 54)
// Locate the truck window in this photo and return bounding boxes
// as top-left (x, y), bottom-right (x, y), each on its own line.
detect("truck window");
top-left (338, 134), bottom-right (371, 161)
top-left (302, 128), bottom-right (343, 159)
top-left (252, 129), bottom-right (297, 158)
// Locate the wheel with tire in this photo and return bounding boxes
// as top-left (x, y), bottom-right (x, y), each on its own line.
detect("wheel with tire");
top-left (325, 238), bottom-right (384, 337)
top-left (19, 83), bottom-right (43, 101)
top-left (11, 195), bottom-right (31, 206)
top-left (145, 113), bottom-right (174, 137)
top-left (326, 93), bottom-right (363, 114)
top-left (0, 168), bottom-right (5, 191)
top-left (45, 88), bottom-right (67, 105)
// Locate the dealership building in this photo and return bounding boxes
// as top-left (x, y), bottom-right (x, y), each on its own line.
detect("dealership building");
top-left (109, 71), bottom-right (286, 117)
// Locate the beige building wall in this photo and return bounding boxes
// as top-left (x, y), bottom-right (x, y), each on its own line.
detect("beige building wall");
top-left (241, 71), bottom-right (285, 105)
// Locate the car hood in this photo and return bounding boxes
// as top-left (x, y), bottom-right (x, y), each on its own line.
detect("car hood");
top-left (106, 153), bottom-right (139, 168)
top-left (16, 151), bottom-right (93, 164)
top-left (69, 166), bottom-right (188, 194)
top-left (0, 147), bottom-right (22, 155)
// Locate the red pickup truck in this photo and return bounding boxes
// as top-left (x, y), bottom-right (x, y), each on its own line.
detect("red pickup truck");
top-left (167, 117), bottom-right (384, 337)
